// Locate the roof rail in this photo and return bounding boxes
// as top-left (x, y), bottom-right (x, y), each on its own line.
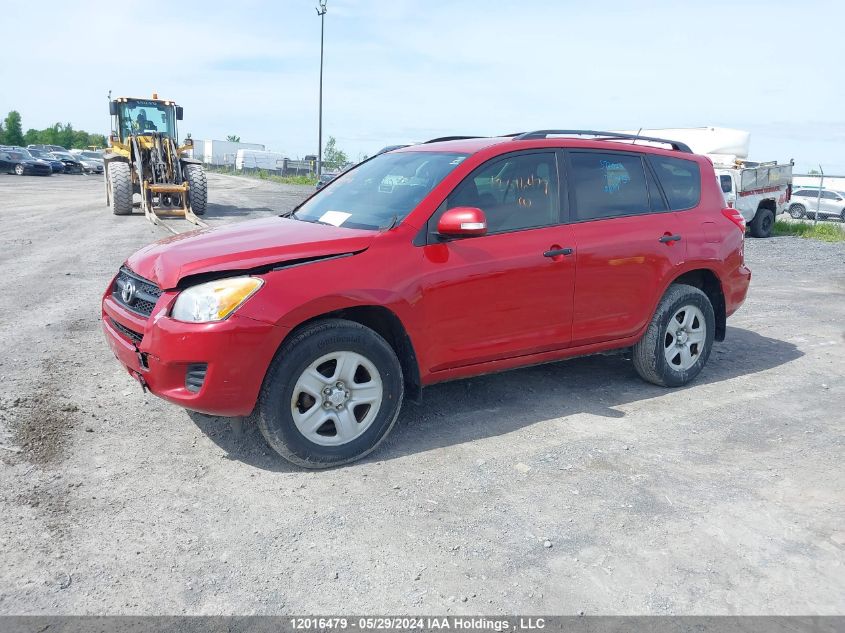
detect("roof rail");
top-left (424, 136), bottom-right (484, 144)
top-left (512, 130), bottom-right (693, 153)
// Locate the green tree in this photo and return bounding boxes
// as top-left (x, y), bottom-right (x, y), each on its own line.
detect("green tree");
top-left (3, 111), bottom-right (24, 146)
top-left (226, 134), bottom-right (241, 142)
top-left (323, 136), bottom-right (348, 170)
top-left (808, 168), bottom-right (820, 175)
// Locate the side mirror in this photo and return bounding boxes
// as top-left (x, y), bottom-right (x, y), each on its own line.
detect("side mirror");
top-left (437, 207), bottom-right (487, 238)
top-left (175, 106), bottom-right (184, 121)
top-left (109, 100), bottom-right (118, 116)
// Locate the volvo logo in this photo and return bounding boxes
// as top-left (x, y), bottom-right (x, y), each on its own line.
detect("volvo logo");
top-left (121, 280), bottom-right (137, 305)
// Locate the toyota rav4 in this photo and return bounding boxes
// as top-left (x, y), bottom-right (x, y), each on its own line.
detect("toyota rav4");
top-left (102, 130), bottom-right (751, 468)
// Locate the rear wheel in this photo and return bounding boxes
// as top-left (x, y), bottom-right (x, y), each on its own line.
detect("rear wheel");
top-left (633, 284), bottom-right (715, 387)
top-left (183, 164), bottom-right (207, 215)
top-left (258, 319), bottom-right (404, 468)
top-left (108, 162), bottom-right (133, 216)
top-left (789, 203), bottom-right (805, 219)
top-left (750, 208), bottom-right (774, 237)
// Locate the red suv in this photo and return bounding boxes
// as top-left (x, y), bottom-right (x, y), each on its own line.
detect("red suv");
top-left (102, 130), bottom-right (751, 468)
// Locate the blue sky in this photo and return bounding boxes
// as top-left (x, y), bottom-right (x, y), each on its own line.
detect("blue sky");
top-left (2, 0), bottom-right (844, 172)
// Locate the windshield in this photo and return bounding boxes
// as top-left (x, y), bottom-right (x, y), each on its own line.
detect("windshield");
top-left (294, 151), bottom-right (469, 230)
top-left (119, 100), bottom-right (176, 138)
top-left (15, 148), bottom-right (34, 159)
top-left (52, 152), bottom-right (74, 160)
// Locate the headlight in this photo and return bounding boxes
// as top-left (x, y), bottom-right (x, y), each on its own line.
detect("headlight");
top-left (171, 277), bottom-right (263, 323)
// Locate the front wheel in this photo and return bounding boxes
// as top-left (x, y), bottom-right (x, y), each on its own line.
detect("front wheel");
top-left (632, 284), bottom-right (715, 387)
top-left (183, 164), bottom-right (207, 215)
top-left (108, 162), bottom-right (133, 215)
top-left (789, 204), bottom-right (806, 219)
top-left (258, 319), bottom-right (404, 468)
top-left (14, 164), bottom-right (24, 176)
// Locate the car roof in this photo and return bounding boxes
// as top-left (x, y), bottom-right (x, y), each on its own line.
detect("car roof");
top-left (395, 135), bottom-right (699, 160)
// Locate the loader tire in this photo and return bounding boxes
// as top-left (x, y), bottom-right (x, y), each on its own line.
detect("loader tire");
top-left (108, 162), bottom-right (133, 216)
top-left (184, 164), bottom-right (207, 216)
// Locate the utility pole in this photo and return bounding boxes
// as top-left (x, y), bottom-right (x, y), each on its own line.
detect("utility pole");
top-left (316, 0), bottom-right (327, 178)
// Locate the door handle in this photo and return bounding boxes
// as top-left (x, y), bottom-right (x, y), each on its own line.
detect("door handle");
top-left (543, 247), bottom-right (574, 258)
top-left (659, 234), bottom-right (682, 243)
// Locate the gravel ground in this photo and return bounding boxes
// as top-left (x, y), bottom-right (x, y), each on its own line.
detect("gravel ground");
top-left (0, 173), bottom-right (843, 615)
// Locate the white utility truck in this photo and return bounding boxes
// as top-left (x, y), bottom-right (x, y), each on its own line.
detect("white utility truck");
top-left (618, 127), bottom-right (793, 238)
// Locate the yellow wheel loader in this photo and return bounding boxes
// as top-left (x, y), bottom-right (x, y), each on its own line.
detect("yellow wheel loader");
top-left (103, 94), bottom-right (207, 232)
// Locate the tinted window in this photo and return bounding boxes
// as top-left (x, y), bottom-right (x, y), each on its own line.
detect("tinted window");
top-left (569, 152), bottom-right (650, 221)
top-left (820, 191), bottom-right (837, 200)
top-left (720, 175), bottom-right (733, 193)
top-left (445, 152), bottom-right (558, 233)
top-left (648, 155), bottom-right (701, 210)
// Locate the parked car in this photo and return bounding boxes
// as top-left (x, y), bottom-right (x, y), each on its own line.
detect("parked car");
top-left (315, 171), bottom-right (339, 190)
top-left (75, 150), bottom-right (105, 162)
top-left (0, 148), bottom-right (52, 176)
top-left (102, 130), bottom-right (751, 468)
top-left (49, 152), bottom-right (84, 174)
top-left (28, 148), bottom-right (67, 173)
top-left (76, 155), bottom-right (104, 175)
top-left (28, 144), bottom-right (69, 153)
top-left (787, 188), bottom-right (845, 221)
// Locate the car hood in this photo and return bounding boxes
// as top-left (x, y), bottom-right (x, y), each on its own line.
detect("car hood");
top-left (126, 216), bottom-right (376, 289)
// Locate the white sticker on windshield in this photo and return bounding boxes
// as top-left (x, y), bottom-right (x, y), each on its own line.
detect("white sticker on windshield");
top-left (319, 210), bottom-right (352, 227)
top-left (450, 157), bottom-right (466, 165)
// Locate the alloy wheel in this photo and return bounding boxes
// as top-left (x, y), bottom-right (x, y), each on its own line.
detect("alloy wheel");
top-left (290, 351), bottom-right (383, 446)
top-left (664, 305), bottom-right (706, 371)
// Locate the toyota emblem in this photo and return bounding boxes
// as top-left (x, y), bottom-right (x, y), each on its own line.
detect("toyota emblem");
top-left (121, 280), bottom-right (137, 305)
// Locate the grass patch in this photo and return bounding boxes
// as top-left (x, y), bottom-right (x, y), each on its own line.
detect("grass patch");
top-left (773, 220), bottom-right (845, 242)
top-left (205, 165), bottom-right (317, 186)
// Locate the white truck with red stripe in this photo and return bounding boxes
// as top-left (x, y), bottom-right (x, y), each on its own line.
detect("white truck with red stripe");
top-left (616, 127), bottom-right (793, 238)
top-left (715, 160), bottom-right (793, 238)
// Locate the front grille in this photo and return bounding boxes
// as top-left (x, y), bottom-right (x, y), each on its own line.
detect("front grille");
top-left (185, 364), bottom-right (208, 393)
top-left (112, 266), bottom-right (162, 317)
top-left (110, 317), bottom-right (143, 344)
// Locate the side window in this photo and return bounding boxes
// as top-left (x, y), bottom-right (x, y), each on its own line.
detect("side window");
top-left (821, 191), bottom-right (837, 200)
top-left (569, 151), bottom-right (650, 221)
top-left (444, 152), bottom-right (559, 233)
top-left (648, 155), bottom-right (702, 211)
top-left (719, 175), bottom-right (733, 194)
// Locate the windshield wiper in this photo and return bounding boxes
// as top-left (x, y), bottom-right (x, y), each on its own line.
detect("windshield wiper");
top-left (380, 214), bottom-right (399, 232)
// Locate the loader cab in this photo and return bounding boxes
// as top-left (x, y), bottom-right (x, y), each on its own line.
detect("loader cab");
top-left (109, 97), bottom-right (182, 144)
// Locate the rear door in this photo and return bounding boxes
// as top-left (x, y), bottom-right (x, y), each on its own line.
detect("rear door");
top-left (417, 151), bottom-right (576, 371)
top-left (566, 150), bottom-right (688, 346)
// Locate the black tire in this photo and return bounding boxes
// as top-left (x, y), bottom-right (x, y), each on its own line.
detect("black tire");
top-left (108, 162), bottom-right (133, 216)
top-left (257, 319), bottom-right (404, 468)
top-left (183, 164), bottom-right (207, 215)
top-left (840, 209), bottom-right (845, 222)
top-left (14, 164), bottom-right (24, 176)
top-left (789, 203), bottom-right (805, 219)
top-left (749, 208), bottom-right (774, 238)
top-left (632, 284), bottom-right (715, 388)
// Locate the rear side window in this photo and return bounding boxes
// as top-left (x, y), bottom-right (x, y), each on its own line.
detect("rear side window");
top-left (568, 152), bottom-right (650, 221)
top-left (648, 155), bottom-right (701, 210)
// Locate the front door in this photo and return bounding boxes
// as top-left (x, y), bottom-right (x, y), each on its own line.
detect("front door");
top-left (417, 151), bottom-right (576, 372)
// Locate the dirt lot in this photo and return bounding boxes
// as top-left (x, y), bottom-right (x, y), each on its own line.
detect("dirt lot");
top-left (0, 173), bottom-right (843, 615)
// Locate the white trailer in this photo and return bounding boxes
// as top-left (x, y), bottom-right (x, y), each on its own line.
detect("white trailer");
top-left (235, 149), bottom-right (287, 171)
top-left (192, 140), bottom-right (265, 167)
